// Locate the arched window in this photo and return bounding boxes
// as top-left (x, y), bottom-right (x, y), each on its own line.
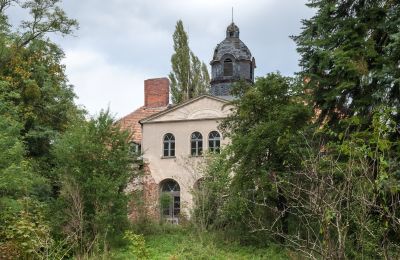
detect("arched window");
top-left (163, 133), bottom-right (175, 157)
top-left (224, 58), bottom-right (233, 76)
top-left (193, 178), bottom-right (205, 191)
top-left (190, 131), bottom-right (203, 156)
top-left (208, 131), bottom-right (221, 153)
top-left (160, 179), bottom-right (180, 221)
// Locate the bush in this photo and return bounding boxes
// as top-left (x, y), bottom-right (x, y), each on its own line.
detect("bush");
top-left (52, 111), bottom-right (140, 256)
top-left (123, 231), bottom-right (149, 259)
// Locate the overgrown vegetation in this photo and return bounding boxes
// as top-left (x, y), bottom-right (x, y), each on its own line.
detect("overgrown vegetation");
top-left (193, 1), bottom-right (400, 259)
top-left (113, 224), bottom-right (289, 260)
top-left (1, 0), bottom-right (399, 259)
top-left (0, 1), bottom-right (138, 258)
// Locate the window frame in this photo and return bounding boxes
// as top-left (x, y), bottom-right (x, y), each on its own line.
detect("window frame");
top-left (223, 58), bottom-right (233, 76)
top-left (208, 131), bottom-right (221, 153)
top-left (160, 179), bottom-right (180, 221)
top-left (190, 131), bottom-right (203, 156)
top-left (163, 133), bottom-right (175, 157)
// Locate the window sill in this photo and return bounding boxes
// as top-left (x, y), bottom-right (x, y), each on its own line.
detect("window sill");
top-left (161, 156), bottom-right (176, 159)
top-left (189, 155), bottom-right (204, 158)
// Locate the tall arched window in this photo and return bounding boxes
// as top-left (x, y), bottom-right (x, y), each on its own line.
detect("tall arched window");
top-left (223, 58), bottom-right (233, 76)
top-left (160, 179), bottom-right (180, 221)
top-left (190, 131), bottom-right (203, 156)
top-left (163, 133), bottom-right (175, 157)
top-left (208, 131), bottom-right (221, 153)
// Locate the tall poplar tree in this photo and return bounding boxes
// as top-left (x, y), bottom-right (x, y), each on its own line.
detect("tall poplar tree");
top-left (169, 20), bottom-right (210, 104)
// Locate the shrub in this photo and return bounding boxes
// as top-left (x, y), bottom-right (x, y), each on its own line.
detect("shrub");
top-left (123, 231), bottom-right (149, 259)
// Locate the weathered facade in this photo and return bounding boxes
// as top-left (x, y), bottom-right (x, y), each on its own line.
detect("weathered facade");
top-left (120, 22), bottom-right (255, 223)
top-left (140, 95), bottom-right (232, 220)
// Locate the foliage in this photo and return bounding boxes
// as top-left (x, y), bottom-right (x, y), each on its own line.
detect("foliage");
top-left (0, 0), bottom-right (80, 160)
top-left (0, 85), bottom-right (39, 199)
top-left (112, 226), bottom-right (289, 260)
top-left (123, 231), bottom-right (149, 259)
top-left (191, 151), bottom-right (232, 232)
top-left (0, 83), bottom-right (51, 259)
top-left (52, 110), bottom-right (138, 256)
top-left (194, 72), bottom-right (399, 258)
top-left (213, 73), bottom-right (311, 242)
top-left (0, 1), bottom-right (145, 259)
top-left (159, 192), bottom-right (172, 220)
top-left (273, 109), bottom-right (400, 259)
top-left (2, 200), bottom-right (52, 259)
top-left (169, 20), bottom-right (210, 104)
top-left (293, 0), bottom-right (400, 131)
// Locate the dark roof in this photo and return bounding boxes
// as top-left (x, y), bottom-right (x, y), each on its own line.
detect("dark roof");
top-left (211, 23), bottom-right (252, 62)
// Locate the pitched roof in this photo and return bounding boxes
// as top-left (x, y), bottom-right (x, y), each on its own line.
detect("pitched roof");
top-left (118, 105), bottom-right (168, 143)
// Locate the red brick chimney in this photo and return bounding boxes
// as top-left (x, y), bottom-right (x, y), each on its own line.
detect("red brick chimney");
top-left (144, 78), bottom-right (169, 108)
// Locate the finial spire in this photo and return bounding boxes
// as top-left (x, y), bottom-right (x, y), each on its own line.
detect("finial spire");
top-left (231, 7), bottom-right (234, 23)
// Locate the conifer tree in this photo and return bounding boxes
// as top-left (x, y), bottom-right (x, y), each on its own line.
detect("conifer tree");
top-left (169, 20), bottom-right (210, 104)
top-left (293, 0), bottom-right (400, 130)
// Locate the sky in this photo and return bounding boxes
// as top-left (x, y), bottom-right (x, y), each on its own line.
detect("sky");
top-left (8, 0), bottom-right (315, 118)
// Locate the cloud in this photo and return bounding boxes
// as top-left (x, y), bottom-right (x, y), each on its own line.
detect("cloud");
top-left (64, 48), bottom-right (149, 117)
top-left (8, 0), bottom-right (315, 116)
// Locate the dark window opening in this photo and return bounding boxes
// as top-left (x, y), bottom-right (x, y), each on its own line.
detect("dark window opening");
top-left (224, 58), bottom-right (233, 76)
top-left (163, 133), bottom-right (175, 157)
top-left (129, 142), bottom-right (141, 154)
top-left (190, 131), bottom-right (203, 156)
top-left (208, 131), bottom-right (221, 153)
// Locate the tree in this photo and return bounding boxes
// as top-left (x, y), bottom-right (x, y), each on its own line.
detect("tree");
top-left (52, 111), bottom-right (139, 256)
top-left (293, 0), bottom-right (400, 131)
top-left (0, 82), bottom-right (52, 259)
top-left (0, 0), bottom-right (80, 160)
top-left (194, 73), bottom-right (312, 242)
top-left (290, 2), bottom-right (400, 257)
top-left (270, 110), bottom-right (400, 259)
top-left (169, 20), bottom-right (210, 104)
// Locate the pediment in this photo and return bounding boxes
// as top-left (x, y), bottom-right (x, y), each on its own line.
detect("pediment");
top-left (141, 95), bottom-right (233, 123)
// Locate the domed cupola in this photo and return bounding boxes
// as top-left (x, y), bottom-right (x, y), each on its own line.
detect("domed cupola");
top-left (209, 22), bottom-right (256, 98)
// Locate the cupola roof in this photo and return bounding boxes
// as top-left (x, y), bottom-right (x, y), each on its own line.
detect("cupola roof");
top-left (211, 22), bottom-right (252, 62)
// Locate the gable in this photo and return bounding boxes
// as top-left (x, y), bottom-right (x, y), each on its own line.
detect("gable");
top-left (141, 95), bottom-right (233, 123)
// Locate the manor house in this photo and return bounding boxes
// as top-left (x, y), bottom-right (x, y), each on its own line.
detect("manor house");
top-left (119, 22), bottom-right (255, 222)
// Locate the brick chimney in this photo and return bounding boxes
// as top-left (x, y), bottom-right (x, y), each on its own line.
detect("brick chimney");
top-left (144, 78), bottom-right (169, 107)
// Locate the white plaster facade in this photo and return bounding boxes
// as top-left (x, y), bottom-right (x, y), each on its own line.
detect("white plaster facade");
top-left (140, 95), bottom-right (233, 216)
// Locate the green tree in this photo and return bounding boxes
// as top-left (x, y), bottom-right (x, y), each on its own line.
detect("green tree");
top-left (0, 0), bottom-right (80, 160)
top-left (293, 0), bottom-right (400, 131)
top-left (291, 1), bottom-right (400, 256)
top-left (0, 83), bottom-right (52, 259)
top-left (196, 73), bottom-right (312, 242)
top-left (169, 20), bottom-right (210, 104)
top-left (52, 111), bottom-right (139, 256)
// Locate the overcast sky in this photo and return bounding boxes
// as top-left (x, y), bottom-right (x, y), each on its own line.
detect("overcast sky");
top-left (9, 0), bottom-right (315, 117)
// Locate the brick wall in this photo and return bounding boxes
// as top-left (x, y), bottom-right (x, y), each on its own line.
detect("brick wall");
top-left (128, 164), bottom-right (160, 222)
top-left (144, 78), bottom-right (169, 108)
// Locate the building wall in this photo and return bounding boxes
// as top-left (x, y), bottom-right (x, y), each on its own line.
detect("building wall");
top-left (142, 119), bottom-right (229, 216)
top-left (141, 97), bottom-right (232, 217)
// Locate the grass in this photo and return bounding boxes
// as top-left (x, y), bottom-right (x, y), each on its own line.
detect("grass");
top-left (110, 225), bottom-right (289, 260)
